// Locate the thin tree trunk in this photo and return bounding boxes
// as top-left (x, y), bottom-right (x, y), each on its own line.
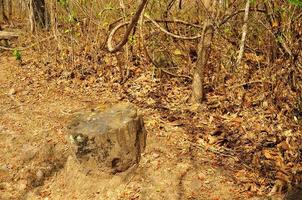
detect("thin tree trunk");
top-left (0, 0), bottom-right (3, 20)
top-left (29, 0), bottom-right (49, 32)
top-left (191, 0), bottom-right (215, 103)
top-left (236, 0), bottom-right (250, 67)
top-left (0, 0), bottom-right (8, 22)
top-left (7, 0), bottom-right (12, 20)
top-left (191, 20), bottom-right (214, 103)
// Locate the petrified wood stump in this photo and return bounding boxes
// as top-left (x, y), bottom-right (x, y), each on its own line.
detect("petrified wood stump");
top-left (68, 103), bottom-right (146, 173)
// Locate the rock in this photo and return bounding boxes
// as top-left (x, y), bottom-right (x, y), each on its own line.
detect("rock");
top-left (20, 144), bottom-right (37, 163)
top-left (284, 187), bottom-right (302, 200)
top-left (17, 180), bottom-right (27, 191)
top-left (8, 88), bottom-right (16, 96)
top-left (68, 103), bottom-right (146, 173)
top-left (36, 169), bottom-right (44, 182)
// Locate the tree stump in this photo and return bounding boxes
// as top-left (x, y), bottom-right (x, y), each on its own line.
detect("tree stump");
top-left (67, 103), bottom-right (146, 174)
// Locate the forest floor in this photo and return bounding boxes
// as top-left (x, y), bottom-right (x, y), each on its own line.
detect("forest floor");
top-left (0, 50), bottom-right (284, 199)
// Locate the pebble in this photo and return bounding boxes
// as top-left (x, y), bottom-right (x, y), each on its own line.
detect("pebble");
top-left (8, 88), bottom-right (16, 95)
top-left (152, 153), bottom-right (160, 159)
top-left (18, 180), bottom-right (27, 191)
top-left (21, 145), bottom-right (37, 163)
top-left (36, 169), bottom-right (44, 181)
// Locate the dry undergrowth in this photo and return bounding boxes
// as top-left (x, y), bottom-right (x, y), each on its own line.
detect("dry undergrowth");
top-left (1, 6), bottom-right (302, 198)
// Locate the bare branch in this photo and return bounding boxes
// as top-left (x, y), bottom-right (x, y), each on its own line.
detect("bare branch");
top-left (219, 8), bottom-right (265, 27)
top-left (144, 15), bottom-right (202, 40)
top-left (107, 0), bottom-right (148, 53)
top-left (107, 17), bottom-right (204, 49)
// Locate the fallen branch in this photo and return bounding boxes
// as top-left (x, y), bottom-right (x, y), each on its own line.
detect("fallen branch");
top-left (160, 68), bottom-right (192, 80)
top-left (228, 79), bottom-right (272, 89)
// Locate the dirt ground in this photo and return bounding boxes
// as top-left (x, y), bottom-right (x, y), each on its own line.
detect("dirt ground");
top-left (0, 54), bottom-right (277, 200)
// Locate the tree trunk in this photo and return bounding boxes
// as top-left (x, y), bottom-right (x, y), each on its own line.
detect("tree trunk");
top-left (7, 0), bottom-right (12, 20)
top-left (29, 0), bottom-right (48, 32)
top-left (236, 0), bottom-right (250, 67)
top-left (0, 0), bottom-right (8, 22)
top-left (191, 20), bottom-right (214, 103)
top-left (191, 0), bottom-right (215, 103)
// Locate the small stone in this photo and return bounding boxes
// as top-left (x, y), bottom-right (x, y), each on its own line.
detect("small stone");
top-left (21, 145), bottom-right (37, 163)
top-left (18, 180), bottom-right (27, 191)
top-left (262, 101), bottom-right (268, 108)
top-left (8, 88), bottom-right (16, 95)
top-left (21, 90), bottom-right (29, 95)
top-left (0, 182), bottom-right (10, 190)
top-left (152, 153), bottom-right (160, 159)
top-left (0, 164), bottom-right (9, 178)
top-left (36, 170), bottom-right (44, 181)
top-left (0, 164), bottom-right (9, 171)
top-left (0, 125), bottom-right (4, 132)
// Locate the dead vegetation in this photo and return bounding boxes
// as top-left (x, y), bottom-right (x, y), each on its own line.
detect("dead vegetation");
top-left (1, 0), bottom-right (302, 199)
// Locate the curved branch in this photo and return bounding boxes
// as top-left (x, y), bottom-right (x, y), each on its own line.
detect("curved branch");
top-left (107, 18), bottom-right (203, 48)
top-left (219, 8), bottom-right (266, 27)
top-left (107, 0), bottom-right (148, 53)
top-left (152, 19), bottom-right (202, 28)
top-left (144, 15), bottom-right (202, 40)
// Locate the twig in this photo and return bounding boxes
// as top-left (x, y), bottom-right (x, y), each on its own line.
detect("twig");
top-left (144, 14), bottom-right (202, 40)
top-left (160, 68), bottom-right (192, 80)
top-left (228, 79), bottom-right (272, 89)
top-left (219, 8), bottom-right (266, 27)
top-left (138, 17), bottom-right (192, 80)
top-left (191, 142), bottom-right (254, 170)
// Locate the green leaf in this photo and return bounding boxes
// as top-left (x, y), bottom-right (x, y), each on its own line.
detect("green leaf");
top-left (173, 49), bottom-right (182, 55)
top-left (59, 0), bottom-right (69, 7)
top-left (288, 0), bottom-right (302, 7)
top-left (13, 49), bottom-right (21, 61)
top-left (128, 35), bottom-right (136, 45)
top-left (64, 29), bottom-right (71, 33)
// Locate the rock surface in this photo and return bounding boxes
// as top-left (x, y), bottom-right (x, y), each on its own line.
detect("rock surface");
top-left (68, 103), bottom-right (146, 174)
top-left (284, 187), bottom-right (302, 200)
